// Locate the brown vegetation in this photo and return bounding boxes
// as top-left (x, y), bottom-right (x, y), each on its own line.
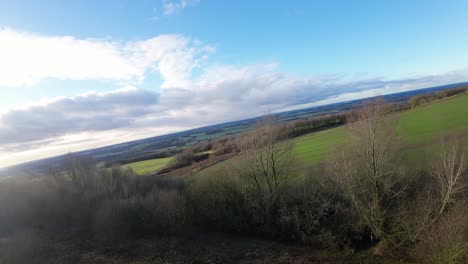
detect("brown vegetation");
top-left (327, 100), bottom-right (404, 240)
top-left (409, 86), bottom-right (468, 108)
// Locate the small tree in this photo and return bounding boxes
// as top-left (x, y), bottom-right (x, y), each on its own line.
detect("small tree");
top-left (328, 99), bottom-right (404, 240)
top-left (238, 115), bottom-right (297, 223)
top-left (433, 139), bottom-right (467, 216)
top-left (396, 138), bottom-right (468, 247)
top-left (64, 153), bottom-right (95, 191)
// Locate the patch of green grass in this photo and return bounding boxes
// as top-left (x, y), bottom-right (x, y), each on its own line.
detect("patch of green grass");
top-left (397, 95), bottom-right (468, 143)
top-left (123, 157), bottom-right (173, 175)
top-left (293, 128), bottom-right (346, 163)
top-left (293, 94), bottom-right (468, 164)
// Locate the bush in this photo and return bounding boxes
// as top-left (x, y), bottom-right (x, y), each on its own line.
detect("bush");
top-left (411, 205), bottom-right (468, 264)
top-left (212, 137), bottom-right (240, 156)
top-left (275, 176), bottom-right (332, 242)
top-left (188, 172), bottom-right (252, 233)
top-left (93, 189), bottom-right (187, 242)
top-left (188, 166), bottom-right (336, 242)
top-left (168, 152), bottom-right (210, 170)
top-left (190, 142), bottom-right (212, 153)
top-left (93, 198), bottom-right (148, 241)
top-left (0, 229), bottom-right (46, 264)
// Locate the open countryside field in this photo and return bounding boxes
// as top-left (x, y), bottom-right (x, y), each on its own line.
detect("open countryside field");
top-left (198, 94), bottom-right (468, 177)
top-left (397, 94), bottom-right (468, 142)
top-left (123, 157), bottom-right (172, 175)
top-left (293, 94), bottom-right (468, 164)
top-left (293, 128), bottom-right (346, 163)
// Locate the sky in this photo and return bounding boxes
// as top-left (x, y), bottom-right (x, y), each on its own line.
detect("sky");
top-left (1, 0), bottom-right (468, 168)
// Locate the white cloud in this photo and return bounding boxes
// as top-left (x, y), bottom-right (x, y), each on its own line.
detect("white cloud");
top-left (0, 28), bottom-right (213, 88)
top-left (162, 0), bottom-right (200, 15)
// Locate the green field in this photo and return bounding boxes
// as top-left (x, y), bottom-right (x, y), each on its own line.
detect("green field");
top-left (123, 157), bottom-right (173, 175)
top-left (294, 94), bottom-right (468, 163)
top-left (397, 95), bottom-right (468, 143)
top-left (293, 128), bottom-right (346, 163)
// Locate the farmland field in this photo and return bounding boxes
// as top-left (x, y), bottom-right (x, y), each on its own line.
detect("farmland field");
top-left (293, 127), bottom-right (346, 163)
top-left (397, 94), bottom-right (468, 143)
top-left (123, 157), bottom-right (172, 175)
top-left (293, 94), bottom-right (468, 164)
top-left (198, 94), bottom-right (468, 177)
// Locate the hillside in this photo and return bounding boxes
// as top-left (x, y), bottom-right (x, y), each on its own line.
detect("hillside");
top-left (196, 93), bottom-right (468, 178)
top-left (294, 94), bottom-right (468, 164)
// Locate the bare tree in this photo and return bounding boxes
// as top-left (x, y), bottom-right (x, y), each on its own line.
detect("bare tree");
top-left (64, 153), bottom-right (95, 191)
top-left (328, 99), bottom-right (404, 239)
top-left (238, 115), bottom-right (297, 220)
top-left (411, 202), bottom-right (468, 264)
top-left (396, 138), bottom-right (468, 244)
top-left (433, 139), bottom-right (467, 216)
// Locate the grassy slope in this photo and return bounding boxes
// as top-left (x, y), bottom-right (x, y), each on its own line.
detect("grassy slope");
top-left (123, 157), bottom-right (172, 175)
top-left (293, 128), bottom-right (346, 163)
top-left (293, 94), bottom-right (468, 164)
top-left (397, 94), bottom-right (468, 142)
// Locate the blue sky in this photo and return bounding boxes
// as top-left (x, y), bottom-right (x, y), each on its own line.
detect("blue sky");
top-left (2, 0), bottom-right (468, 76)
top-left (1, 0), bottom-right (468, 167)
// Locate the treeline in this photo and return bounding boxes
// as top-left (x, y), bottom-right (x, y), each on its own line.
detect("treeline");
top-left (287, 113), bottom-right (346, 138)
top-left (156, 139), bottom-right (240, 174)
top-left (158, 152), bottom-right (211, 173)
top-left (204, 128), bottom-right (224, 135)
top-left (409, 85), bottom-right (468, 108)
top-left (103, 148), bottom-right (182, 167)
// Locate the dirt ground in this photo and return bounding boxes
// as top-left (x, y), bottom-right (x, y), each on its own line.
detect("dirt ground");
top-left (0, 232), bottom-right (398, 264)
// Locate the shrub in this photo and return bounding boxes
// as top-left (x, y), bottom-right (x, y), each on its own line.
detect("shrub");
top-left (188, 165), bottom-right (337, 242)
top-left (275, 176), bottom-right (333, 242)
top-left (93, 186), bottom-right (188, 242)
top-left (0, 229), bottom-right (46, 264)
top-left (191, 142), bottom-right (212, 153)
top-left (188, 173), bottom-right (252, 233)
top-left (93, 198), bottom-right (147, 241)
top-left (411, 205), bottom-right (468, 264)
top-left (168, 151), bottom-right (210, 169)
